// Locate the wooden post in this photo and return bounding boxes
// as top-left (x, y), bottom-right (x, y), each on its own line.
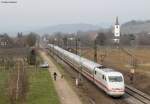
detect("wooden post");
top-left (94, 39), bottom-right (97, 62)
top-left (75, 78), bottom-right (79, 87)
top-left (16, 61), bottom-right (20, 100)
top-left (75, 38), bottom-right (78, 55)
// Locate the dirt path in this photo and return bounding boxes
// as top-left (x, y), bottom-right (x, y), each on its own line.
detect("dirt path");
top-left (39, 50), bottom-right (82, 104)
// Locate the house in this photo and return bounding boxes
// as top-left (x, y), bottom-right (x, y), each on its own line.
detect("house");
top-left (0, 34), bottom-right (13, 48)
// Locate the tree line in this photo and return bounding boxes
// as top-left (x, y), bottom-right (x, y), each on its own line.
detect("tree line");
top-left (47, 31), bottom-right (150, 47)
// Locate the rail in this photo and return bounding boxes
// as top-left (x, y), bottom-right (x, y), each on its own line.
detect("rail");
top-left (125, 85), bottom-right (150, 104)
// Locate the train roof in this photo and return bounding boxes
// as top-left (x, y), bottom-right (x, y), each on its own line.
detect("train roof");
top-left (100, 68), bottom-right (114, 72)
top-left (48, 44), bottom-right (123, 76)
top-left (106, 71), bottom-right (123, 76)
top-left (96, 67), bottom-right (123, 76)
top-left (48, 44), bottom-right (102, 70)
top-left (81, 58), bottom-right (101, 70)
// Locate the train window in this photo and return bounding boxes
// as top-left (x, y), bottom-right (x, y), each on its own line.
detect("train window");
top-left (109, 76), bottom-right (123, 82)
top-left (105, 77), bottom-right (107, 81)
top-left (98, 66), bottom-right (107, 69)
top-left (102, 75), bottom-right (107, 81)
top-left (95, 71), bottom-right (97, 75)
top-left (102, 75), bottom-right (104, 79)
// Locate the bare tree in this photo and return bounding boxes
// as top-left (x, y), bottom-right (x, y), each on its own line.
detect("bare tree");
top-left (96, 32), bottom-right (106, 46)
top-left (26, 32), bottom-right (37, 47)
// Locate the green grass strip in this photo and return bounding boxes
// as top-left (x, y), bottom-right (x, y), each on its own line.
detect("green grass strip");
top-left (26, 69), bottom-right (60, 104)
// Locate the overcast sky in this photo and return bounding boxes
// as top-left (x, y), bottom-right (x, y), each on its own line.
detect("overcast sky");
top-left (0, 0), bottom-right (149, 32)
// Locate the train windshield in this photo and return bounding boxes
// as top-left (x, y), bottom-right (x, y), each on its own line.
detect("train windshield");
top-left (108, 76), bottom-right (123, 82)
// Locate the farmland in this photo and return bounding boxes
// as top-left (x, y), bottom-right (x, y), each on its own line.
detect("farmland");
top-left (0, 48), bottom-right (60, 104)
top-left (0, 71), bottom-right (9, 104)
top-left (26, 54), bottom-right (60, 104)
top-left (80, 47), bottom-right (150, 73)
top-left (26, 68), bottom-right (60, 104)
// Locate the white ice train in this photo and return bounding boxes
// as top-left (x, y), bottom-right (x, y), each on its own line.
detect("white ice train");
top-left (48, 44), bottom-right (125, 97)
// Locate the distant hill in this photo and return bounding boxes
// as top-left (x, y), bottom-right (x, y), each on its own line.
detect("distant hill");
top-left (36, 23), bottom-right (100, 34)
top-left (121, 20), bottom-right (150, 34)
top-left (2, 20), bottom-right (150, 36)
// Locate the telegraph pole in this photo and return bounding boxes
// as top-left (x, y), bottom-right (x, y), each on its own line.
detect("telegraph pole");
top-left (94, 38), bottom-right (97, 62)
top-left (78, 38), bottom-right (83, 85)
top-left (75, 37), bottom-right (78, 55)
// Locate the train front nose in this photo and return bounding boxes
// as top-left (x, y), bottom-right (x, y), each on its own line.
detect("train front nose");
top-left (107, 75), bottom-right (125, 96)
top-left (108, 83), bottom-right (125, 96)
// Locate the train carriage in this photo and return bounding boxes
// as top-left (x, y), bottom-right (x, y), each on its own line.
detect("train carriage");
top-left (48, 44), bottom-right (125, 97)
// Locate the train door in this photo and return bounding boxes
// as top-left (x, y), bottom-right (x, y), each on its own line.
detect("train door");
top-left (94, 68), bottom-right (107, 92)
top-left (93, 68), bottom-right (101, 87)
top-left (102, 74), bottom-right (108, 92)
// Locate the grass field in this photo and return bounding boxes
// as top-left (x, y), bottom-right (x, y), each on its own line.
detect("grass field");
top-left (26, 69), bottom-right (60, 104)
top-left (0, 54), bottom-right (60, 104)
top-left (0, 71), bottom-right (9, 104)
top-left (26, 53), bottom-right (60, 104)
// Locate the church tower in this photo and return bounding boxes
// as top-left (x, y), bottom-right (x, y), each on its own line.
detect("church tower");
top-left (114, 17), bottom-right (120, 37)
top-left (114, 17), bottom-right (120, 44)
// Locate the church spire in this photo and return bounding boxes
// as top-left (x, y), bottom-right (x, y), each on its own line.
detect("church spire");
top-left (115, 16), bottom-right (119, 25)
top-left (113, 16), bottom-right (120, 44)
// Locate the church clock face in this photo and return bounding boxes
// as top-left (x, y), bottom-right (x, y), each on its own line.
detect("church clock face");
top-left (115, 25), bottom-right (120, 37)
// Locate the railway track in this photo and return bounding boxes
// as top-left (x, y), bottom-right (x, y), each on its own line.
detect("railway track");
top-left (47, 48), bottom-right (150, 104)
top-left (125, 85), bottom-right (150, 104)
top-left (61, 55), bottom-right (150, 104)
top-left (88, 97), bottom-right (96, 104)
